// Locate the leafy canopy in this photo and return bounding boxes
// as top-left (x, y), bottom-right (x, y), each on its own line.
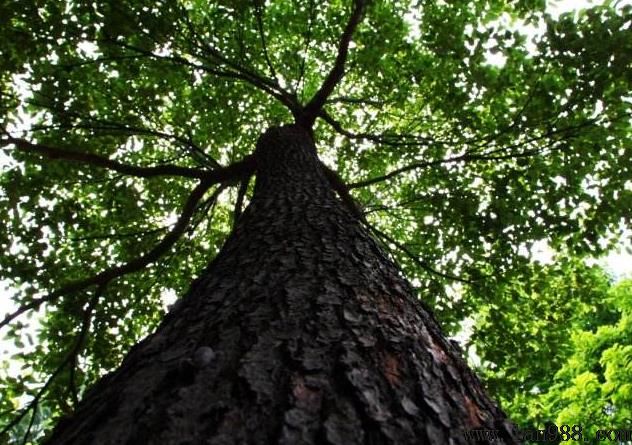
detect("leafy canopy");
top-left (476, 266), bottom-right (632, 443)
top-left (0, 0), bottom-right (631, 441)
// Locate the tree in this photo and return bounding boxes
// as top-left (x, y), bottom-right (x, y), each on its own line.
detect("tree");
top-left (540, 278), bottom-right (632, 443)
top-left (475, 265), bottom-right (632, 445)
top-left (466, 261), bottom-right (617, 428)
top-left (0, 0), bottom-right (630, 443)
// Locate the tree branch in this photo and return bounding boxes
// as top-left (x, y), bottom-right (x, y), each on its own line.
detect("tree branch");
top-left (0, 179), bottom-right (213, 331)
top-left (368, 225), bottom-right (474, 284)
top-left (54, 54), bottom-right (149, 70)
top-left (23, 101), bottom-right (222, 169)
top-left (23, 98), bottom-right (207, 150)
top-left (320, 162), bottom-right (364, 220)
top-left (5, 136), bottom-right (208, 179)
top-left (349, 154), bottom-right (472, 189)
top-left (254, 3), bottom-right (277, 81)
top-left (68, 285), bottom-right (101, 407)
top-left (347, 117), bottom-right (605, 189)
top-left (326, 96), bottom-right (386, 107)
top-left (0, 284), bottom-right (103, 441)
top-left (104, 37), bottom-right (299, 114)
top-left (348, 148), bottom-right (556, 189)
top-left (319, 110), bottom-right (440, 147)
top-left (203, 154), bottom-right (256, 185)
top-left (301, 0), bottom-right (366, 125)
top-left (70, 226), bottom-right (170, 242)
top-left (296, 0), bottom-right (316, 98)
top-left (3, 134), bottom-right (257, 185)
top-left (186, 184), bottom-right (227, 239)
top-left (232, 176), bottom-right (250, 229)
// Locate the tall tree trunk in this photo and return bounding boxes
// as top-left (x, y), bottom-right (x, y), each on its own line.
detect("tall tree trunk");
top-left (46, 125), bottom-right (519, 444)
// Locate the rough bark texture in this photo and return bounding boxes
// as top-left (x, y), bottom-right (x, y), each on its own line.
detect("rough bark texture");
top-left (46, 125), bottom-right (519, 444)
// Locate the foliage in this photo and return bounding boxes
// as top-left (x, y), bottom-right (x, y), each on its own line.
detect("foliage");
top-left (0, 0), bottom-right (631, 442)
top-left (470, 260), bottom-right (612, 412)
top-left (540, 279), bottom-right (632, 442)
top-left (477, 273), bottom-right (632, 444)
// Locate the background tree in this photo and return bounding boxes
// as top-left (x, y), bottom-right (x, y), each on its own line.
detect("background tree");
top-left (0, 0), bottom-right (631, 443)
top-left (474, 267), bottom-right (632, 444)
top-left (540, 278), bottom-right (632, 443)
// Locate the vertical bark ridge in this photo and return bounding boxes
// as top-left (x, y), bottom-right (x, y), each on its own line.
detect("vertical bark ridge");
top-left (45, 124), bottom-right (519, 444)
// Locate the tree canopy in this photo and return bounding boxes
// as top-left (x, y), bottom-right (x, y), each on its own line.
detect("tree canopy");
top-left (1, 0), bottom-right (631, 442)
top-left (470, 260), bottom-right (632, 442)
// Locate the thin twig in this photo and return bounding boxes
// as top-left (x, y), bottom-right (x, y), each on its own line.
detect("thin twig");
top-left (254, 3), bottom-right (277, 80)
top-left (368, 224), bottom-right (474, 284)
top-left (186, 184), bottom-right (227, 238)
top-left (70, 226), bottom-right (170, 242)
top-left (53, 54), bottom-right (148, 70)
top-left (1, 284), bottom-right (104, 441)
top-left (319, 110), bottom-right (440, 147)
top-left (325, 96), bottom-right (386, 106)
top-left (103, 37), bottom-right (299, 114)
top-left (296, 0), bottom-right (316, 98)
top-left (21, 399), bottom-right (38, 445)
top-left (24, 106), bottom-right (220, 168)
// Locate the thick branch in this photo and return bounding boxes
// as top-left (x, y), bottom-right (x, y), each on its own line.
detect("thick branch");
top-left (5, 136), bottom-right (208, 179)
top-left (301, 0), bottom-right (366, 125)
top-left (204, 154), bottom-right (256, 185)
top-left (4, 135), bottom-right (256, 185)
top-left (232, 177), bottom-right (250, 229)
top-left (320, 163), bottom-right (364, 220)
top-left (347, 119), bottom-right (604, 189)
top-left (320, 110), bottom-right (440, 147)
top-left (105, 38), bottom-right (299, 114)
top-left (0, 180), bottom-right (213, 330)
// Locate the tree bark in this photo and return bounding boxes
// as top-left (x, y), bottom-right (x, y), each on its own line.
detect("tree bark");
top-left (46, 125), bottom-right (519, 444)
